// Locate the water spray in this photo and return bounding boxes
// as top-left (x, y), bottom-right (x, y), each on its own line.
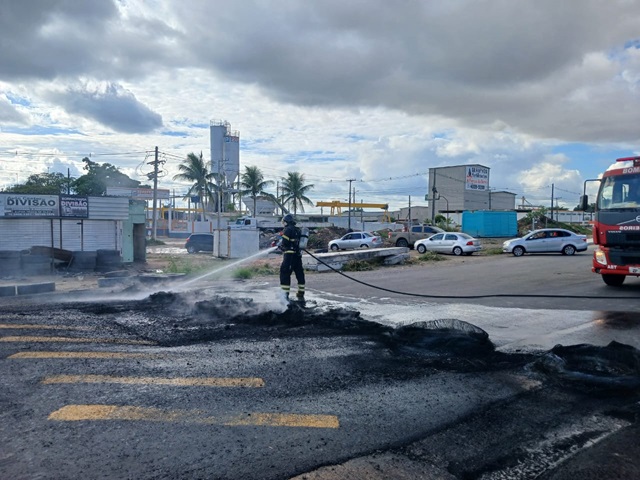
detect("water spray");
top-left (173, 246), bottom-right (279, 290)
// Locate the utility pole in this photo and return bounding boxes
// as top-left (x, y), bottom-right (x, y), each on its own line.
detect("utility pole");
top-left (347, 178), bottom-right (355, 230)
top-left (430, 168), bottom-right (438, 223)
top-left (216, 159), bottom-right (223, 257)
top-left (550, 183), bottom-right (554, 225)
top-left (147, 146), bottom-right (161, 241)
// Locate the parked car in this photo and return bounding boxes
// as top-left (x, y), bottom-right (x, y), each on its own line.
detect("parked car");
top-left (185, 233), bottom-right (214, 253)
top-left (502, 228), bottom-right (588, 257)
top-left (389, 224), bottom-right (445, 248)
top-left (328, 231), bottom-right (383, 251)
top-left (415, 232), bottom-right (482, 256)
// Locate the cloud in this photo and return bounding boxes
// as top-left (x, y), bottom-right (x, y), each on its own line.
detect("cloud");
top-left (2, 1), bottom-right (640, 145)
top-left (0, 96), bottom-right (29, 124)
top-left (46, 82), bottom-right (163, 133)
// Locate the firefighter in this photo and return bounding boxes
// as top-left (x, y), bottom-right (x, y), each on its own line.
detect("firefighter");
top-left (279, 214), bottom-right (305, 300)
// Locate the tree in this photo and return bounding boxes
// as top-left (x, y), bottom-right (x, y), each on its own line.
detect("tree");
top-left (4, 172), bottom-right (71, 194)
top-left (239, 166), bottom-right (275, 217)
top-left (279, 172), bottom-right (314, 215)
top-left (173, 152), bottom-right (217, 218)
top-left (73, 157), bottom-right (142, 196)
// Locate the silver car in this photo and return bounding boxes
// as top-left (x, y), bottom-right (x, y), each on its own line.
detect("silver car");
top-left (414, 232), bottom-right (482, 256)
top-left (502, 228), bottom-right (588, 257)
top-left (328, 231), bottom-right (383, 251)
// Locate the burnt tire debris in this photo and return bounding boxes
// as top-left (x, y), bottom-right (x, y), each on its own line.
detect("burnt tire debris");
top-left (6, 290), bottom-right (640, 392)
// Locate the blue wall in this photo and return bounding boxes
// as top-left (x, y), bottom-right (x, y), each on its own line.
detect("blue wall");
top-left (462, 211), bottom-right (517, 237)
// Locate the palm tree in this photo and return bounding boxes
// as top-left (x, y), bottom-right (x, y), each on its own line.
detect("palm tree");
top-left (279, 172), bottom-right (314, 215)
top-left (173, 152), bottom-right (217, 219)
top-left (239, 166), bottom-right (275, 217)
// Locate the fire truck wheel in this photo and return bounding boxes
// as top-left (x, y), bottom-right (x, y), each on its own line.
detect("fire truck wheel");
top-left (602, 274), bottom-right (625, 286)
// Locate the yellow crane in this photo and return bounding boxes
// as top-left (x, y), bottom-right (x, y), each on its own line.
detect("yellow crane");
top-left (316, 201), bottom-right (390, 222)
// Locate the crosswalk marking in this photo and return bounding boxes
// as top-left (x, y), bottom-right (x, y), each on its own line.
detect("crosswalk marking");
top-left (9, 351), bottom-right (159, 359)
top-left (49, 405), bottom-right (340, 428)
top-left (42, 374), bottom-right (265, 388)
top-left (0, 336), bottom-right (155, 345)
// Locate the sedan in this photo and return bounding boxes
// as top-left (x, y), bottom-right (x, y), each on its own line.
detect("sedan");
top-left (415, 232), bottom-right (482, 256)
top-left (328, 232), bottom-right (383, 251)
top-left (502, 228), bottom-right (588, 257)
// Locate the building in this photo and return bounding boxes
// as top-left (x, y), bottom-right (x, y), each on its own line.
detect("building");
top-left (428, 165), bottom-right (516, 221)
top-left (0, 193), bottom-right (146, 274)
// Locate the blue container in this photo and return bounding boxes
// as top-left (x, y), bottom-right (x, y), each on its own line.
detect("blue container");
top-left (461, 211), bottom-right (517, 237)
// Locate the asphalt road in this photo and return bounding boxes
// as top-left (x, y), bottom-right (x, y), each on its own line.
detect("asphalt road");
top-left (0, 247), bottom-right (639, 479)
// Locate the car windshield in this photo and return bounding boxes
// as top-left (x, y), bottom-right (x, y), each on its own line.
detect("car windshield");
top-left (597, 173), bottom-right (640, 210)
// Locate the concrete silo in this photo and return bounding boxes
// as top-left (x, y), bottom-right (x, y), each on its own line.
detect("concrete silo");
top-left (210, 120), bottom-right (240, 189)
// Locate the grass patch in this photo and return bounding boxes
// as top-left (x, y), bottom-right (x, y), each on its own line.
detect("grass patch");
top-left (416, 251), bottom-right (447, 262)
top-left (232, 267), bottom-right (254, 280)
top-left (146, 238), bottom-right (166, 246)
top-left (342, 259), bottom-right (376, 271)
top-left (484, 247), bottom-right (504, 255)
top-left (164, 256), bottom-right (216, 275)
top-left (233, 262), bottom-right (279, 279)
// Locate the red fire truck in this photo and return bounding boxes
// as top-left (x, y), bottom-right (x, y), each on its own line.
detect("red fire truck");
top-left (584, 156), bottom-right (640, 286)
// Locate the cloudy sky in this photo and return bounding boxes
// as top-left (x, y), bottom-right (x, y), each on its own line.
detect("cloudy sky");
top-left (1, 0), bottom-right (639, 212)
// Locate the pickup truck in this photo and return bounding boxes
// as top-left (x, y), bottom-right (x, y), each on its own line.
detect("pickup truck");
top-left (389, 225), bottom-right (445, 248)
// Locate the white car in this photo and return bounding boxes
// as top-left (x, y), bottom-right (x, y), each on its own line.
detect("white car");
top-left (414, 232), bottom-right (482, 256)
top-left (328, 232), bottom-right (383, 251)
top-left (502, 228), bottom-right (588, 256)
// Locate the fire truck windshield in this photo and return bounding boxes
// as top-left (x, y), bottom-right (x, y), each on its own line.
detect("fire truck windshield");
top-left (597, 174), bottom-right (640, 210)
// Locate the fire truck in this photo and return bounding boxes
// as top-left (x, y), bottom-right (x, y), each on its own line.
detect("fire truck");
top-left (584, 156), bottom-right (640, 286)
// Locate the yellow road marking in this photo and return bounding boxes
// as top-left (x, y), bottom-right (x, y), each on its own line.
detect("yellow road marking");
top-left (49, 405), bottom-right (339, 429)
top-left (9, 351), bottom-right (160, 359)
top-left (0, 324), bottom-right (93, 331)
top-left (41, 374), bottom-right (265, 388)
top-left (0, 336), bottom-right (155, 345)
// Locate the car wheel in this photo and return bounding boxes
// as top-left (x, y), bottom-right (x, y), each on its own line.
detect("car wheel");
top-left (330, 244), bottom-right (340, 251)
top-left (602, 274), bottom-right (625, 286)
top-left (452, 246), bottom-right (463, 256)
top-left (416, 244), bottom-right (427, 254)
top-left (512, 246), bottom-right (525, 257)
top-left (396, 238), bottom-right (409, 248)
top-left (360, 244), bottom-right (370, 248)
top-left (562, 245), bottom-right (576, 255)
top-left (187, 246), bottom-right (197, 254)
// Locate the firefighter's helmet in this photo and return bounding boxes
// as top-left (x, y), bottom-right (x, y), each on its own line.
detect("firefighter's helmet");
top-left (282, 214), bottom-right (296, 225)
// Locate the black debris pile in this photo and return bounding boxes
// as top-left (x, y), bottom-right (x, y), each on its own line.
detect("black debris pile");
top-left (532, 341), bottom-right (640, 392)
top-left (383, 319), bottom-right (495, 357)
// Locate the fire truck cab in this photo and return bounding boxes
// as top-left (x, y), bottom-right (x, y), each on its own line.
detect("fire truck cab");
top-left (586, 156), bottom-right (640, 286)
